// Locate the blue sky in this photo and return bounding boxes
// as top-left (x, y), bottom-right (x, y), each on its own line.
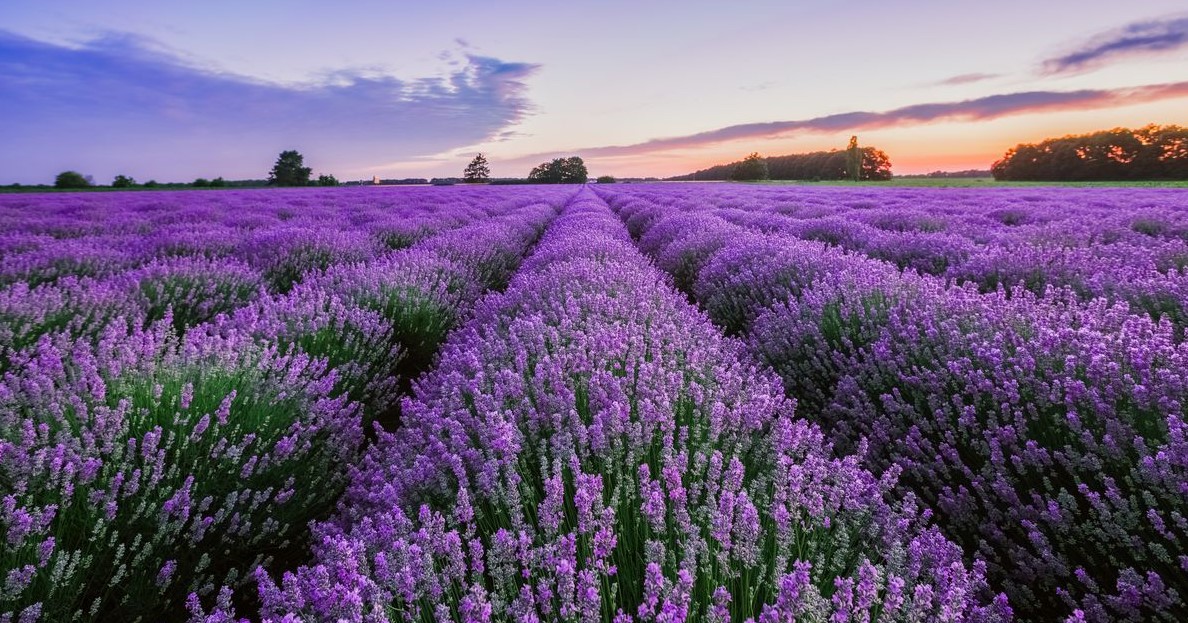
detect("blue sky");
top-left (2, 1), bottom-right (1187, 182)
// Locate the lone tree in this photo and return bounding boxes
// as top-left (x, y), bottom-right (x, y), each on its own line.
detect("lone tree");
top-left (317, 174), bottom-right (339, 186)
top-left (845, 136), bottom-right (862, 182)
top-left (730, 152), bottom-right (769, 181)
top-left (269, 150), bottom-right (312, 186)
top-left (463, 153), bottom-right (491, 183)
top-left (112, 175), bottom-right (135, 188)
top-left (528, 156), bottom-right (588, 184)
top-left (54, 171), bottom-right (90, 189)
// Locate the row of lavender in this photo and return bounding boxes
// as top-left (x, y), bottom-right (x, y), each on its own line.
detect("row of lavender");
top-left (242, 191), bottom-right (1011, 622)
top-left (606, 185), bottom-right (1188, 337)
top-left (596, 184), bottom-right (1188, 622)
top-left (0, 187), bottom-right (544, 369)
top-left (0, 187), bottom-right (567, 621)
top-left (0, 187), bottom-right (517, 291)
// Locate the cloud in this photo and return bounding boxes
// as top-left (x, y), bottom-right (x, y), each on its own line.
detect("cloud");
top-left (933, 72), bottom-right (1000, 86)
top-left (527, 80), bottom-right (1188, 160)
top-left (0, 31), bottom-right (539, 182)
top-left (1043, 14), bottom-right (1188, 74)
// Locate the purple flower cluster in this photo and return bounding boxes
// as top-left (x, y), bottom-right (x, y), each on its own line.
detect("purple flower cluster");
top-left (0, 186), bottom-right (568, 621)
top-left (255, 191), bottom-right (1007, 622)
top-left (1, 321), bottom-right (364, 621)
top-left (598, 183), bottom-right (1188, 622)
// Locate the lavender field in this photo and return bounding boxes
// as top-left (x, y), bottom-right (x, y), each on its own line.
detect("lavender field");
top-left (1, 184), bottom-right (1186, 623)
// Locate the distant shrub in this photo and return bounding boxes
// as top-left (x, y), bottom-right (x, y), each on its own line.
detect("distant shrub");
top-left (54, 171), bottom-right (90, 189)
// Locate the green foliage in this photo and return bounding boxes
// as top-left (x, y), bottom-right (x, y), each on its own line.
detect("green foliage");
top-left (845, 136), bottom-right (861, 182)
top-left (730, 152), bottom-right (769, 181)
top-left (112, 175), bottom-right (136, 188)
top-left (463, 153), bottom-right (490, 183)
top-left (679, 148), bottom-right (893, 182)
top-left (527, 156), bottom-right (588, 184)
top-left (134, 271), bottom-right (262, 335)
top-left (192, 178), bottom-right (210, 187)
top-left (54, 171), bottom-right (90, 189)
top-left (992, 124), bottom-right (1188, 181)
top-left (317, 174), bottom-right (339, 186)
top-left (268, 150), bottom-right (313, 186)
top-left (3, 342), bottom-right (361, 621)
top-left (209, 177), bottom-right (226, 188)
top-left (143, 180), bottom-right (158, 188)
top-left (596, 175), bottom-right (617, 183)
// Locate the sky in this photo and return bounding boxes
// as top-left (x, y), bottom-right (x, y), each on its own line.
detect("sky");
top-left (1, 0), bottom-right (1187, 183)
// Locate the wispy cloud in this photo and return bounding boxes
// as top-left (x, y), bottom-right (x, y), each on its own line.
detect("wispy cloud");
top-left (933, 72), bottom-right (1000, 86)
top-left (530, 81), bottom-right (1188, 160)
top-left (0, 31), bottom-right (539, 182)
top-left (1043, 14), bottom-right (1188, 74)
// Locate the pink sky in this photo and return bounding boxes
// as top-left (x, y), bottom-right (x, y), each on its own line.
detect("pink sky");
top-left (2, 1), bottom-right (1187, 182)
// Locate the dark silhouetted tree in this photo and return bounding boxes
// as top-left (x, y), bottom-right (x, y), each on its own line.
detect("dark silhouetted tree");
top-left (675, 147), bottom-right (892, 181)
top-left (112, 175), bottom-right (135, 188)
top-left (596, 175), bottom-right (616, 183)
top-left (317, 174), bottom-right (339, 186)
top-left (860, 148), bottom-right (893, 180)
top-left (463, 154), bottom-right (490, 182)
top-left (54, 171), bottom-right (90, 189)
top-left (992, 125), bottom-right (1188, 181)
top-left (209, 177), bottom-right (226, 188)
top-left (845, 136), bottom-right (862, 182)
top-left (528, 156), bottom-right (588, 184)
top-left (730, 152), bottom-right (769, 181)
top-left (192, 178), bottom-right (210, 187)
top-left (269, 150), bottom-right (313, 186)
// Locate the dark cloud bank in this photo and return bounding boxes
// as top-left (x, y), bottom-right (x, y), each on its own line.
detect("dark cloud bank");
top-left (551, 80), bottom-right (1188, 160)
top-left (0, 31), bottom-right (539, 181)
top-left (1043, 14), bottom-right (1188, 74)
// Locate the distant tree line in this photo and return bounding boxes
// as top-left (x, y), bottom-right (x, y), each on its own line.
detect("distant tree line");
top-left (671, 147), bottom-right (892, 181)
top-left (992, 124), bottom-right (1188, 181)
top-left (731, 153), bottom-right (769, 181)
top-left (454, 154), bottom-right (596, 185)
top-left (38, 150), bottom-right (339, 191)
top-left (527, 156), bottom-right (588, 184)
top-left (899, 170), bottom-right (992, 179)
top-left (30, 151), bottom-right (610, 192)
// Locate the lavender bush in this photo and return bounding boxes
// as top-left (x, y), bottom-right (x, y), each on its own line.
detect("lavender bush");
top-left (0, 278), bottom-right (141, 372)
top-left (117, 257), bottom-right (266, 333)
top-left (0, 322), bottom-right (365, 621)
